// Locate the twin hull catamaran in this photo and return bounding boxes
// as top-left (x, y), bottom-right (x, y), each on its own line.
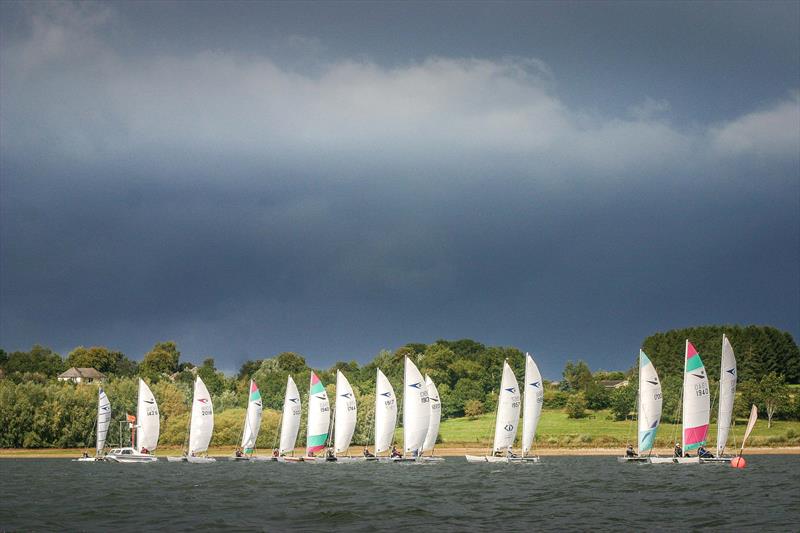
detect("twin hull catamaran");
top-left (106, 379), bottom-right (159, 463)
top-left (465, 354), bottom-right (543, 464)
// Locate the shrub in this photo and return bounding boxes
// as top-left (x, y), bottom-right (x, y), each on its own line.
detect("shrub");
top-left (464, 399), bottom-right (484, 419)
top-left (566, 394), bottom-right (588, 419)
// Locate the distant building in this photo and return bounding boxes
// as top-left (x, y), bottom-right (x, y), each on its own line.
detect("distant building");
top-left (599, 379), bottom-right (629, 389)
top-left (58, 367), bottom-right (106, 383)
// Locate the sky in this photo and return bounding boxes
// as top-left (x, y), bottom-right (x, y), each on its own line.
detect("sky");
top-left (1, 1), bottom-right (798, 378)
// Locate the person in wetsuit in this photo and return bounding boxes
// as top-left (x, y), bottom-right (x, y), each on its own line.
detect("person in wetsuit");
top-left (674, 443), bottom-right (683, 458)
top-left (697, 446), bottom-right (714, 458)
top-left (363, 447), bottom-right (375, 458)
top-left (626, 444), bottom-right (638, 457)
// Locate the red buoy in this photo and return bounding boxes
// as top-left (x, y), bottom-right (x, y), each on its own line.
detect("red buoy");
top-left (731, 456), bottom-right (746, 469)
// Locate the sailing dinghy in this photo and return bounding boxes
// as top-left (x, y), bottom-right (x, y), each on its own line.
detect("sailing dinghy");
top-left (702, 335), bottom-right (737, 463)
top-left (369, 368), bottom-right (397, 462)
top-left (106, 379), bottom-right (159, 463)
top-left (168, 376), bottom-right (216, 463)
top-left (329, 370), bottom-right (363, 462)
top-left (619, 350), bottom-right (663, 463)
top-left (465, 359), bottom-right (521, 463)
top-left (75, 387), bottom-right (112, 462)
top-left (276, 376), bottom-right (303, 462)
top-left (392, 357), bottom-right (430, 462)
top-left (304, 371), bottom-right (330, 462)
top-left (231, 379), bottom-right (265, 460)
top-left (418, 375), bottom-right (444, 463)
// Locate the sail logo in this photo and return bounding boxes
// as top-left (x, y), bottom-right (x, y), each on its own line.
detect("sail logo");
top-left (726, 368), bottom-right (736, 376)
top-left (315, 394), bottom-right (327, 400)
top-left (143, 399), bottom-right (155, 405)
top-left (255, 401), bottom-right (262, 408)
top-left (691, 372), bottom-right (705, 380)
top-left (197, 398), bottom-right (209, 404)
top-left (380, 392), bottom-right (392, 398)
top-left (409, 382), bottom-right (422, 389)
top-left (289, 398), bottom-right (299, 403)
top-left (505, 387), bottom-right (516, 394)
top-left (530, 382), bottom-right (540, 388)
top-left (340, 392), bottom-right (353, 399)
top-left (101, 405), bottom-right (110, 411)
top-left (504, 424), bottom-right (514, 432)
top-left (646, 379), bottom-right (658, 385)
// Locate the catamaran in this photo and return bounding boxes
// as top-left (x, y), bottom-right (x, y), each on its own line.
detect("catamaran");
top-left (465, 359), bottom-right (521, 463)
top-left (167, 376), bottom-right (216, 463)
top-left (106, 378), bottom-right (159, 463)
top-left (393, 357), bottom-right (430, 462)
top-left (276, 376), bottom-right (302, 462)
top-left (702, 334), bottom-right (738, 463)
top-left (419, 375), bottom-right (444, 462)
top-left (620, 350), bottom-right (663, 463)
top-left (369, 368), bottom-right (397, 461)
top-left (328, 370), bottom-right (361, 462)
top-left (231, 379), bottom-right (265, 461)
top-left (520, 353), bottom-right (543, 463)
top-left (304, 371), bottom-right (330, 462)
top-left (75, 387), bottom-right (112, 462)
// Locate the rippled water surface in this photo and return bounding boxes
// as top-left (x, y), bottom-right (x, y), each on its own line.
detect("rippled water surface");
top-left (1, 456), bottom-right (798, 531)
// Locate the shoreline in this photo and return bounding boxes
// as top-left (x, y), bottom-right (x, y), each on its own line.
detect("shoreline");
top-left (2, 446), bottom-right (798, 458)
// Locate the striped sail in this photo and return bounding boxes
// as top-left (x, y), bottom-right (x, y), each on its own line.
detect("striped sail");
top-left (306, 371), bottom-right (330, 455)
top-left (493, 360), bottom-right (521, 453)
top-left (521, 354), bottom-right (543, 455)
top-left (189, 376), bottom-right (214, 454)
top-left (136, 378), bottom-right (160, 453)
top-left (422, 375), bottom-right (441, 453)
top-left (96, 387), bottom-right (111, 455)
top-left (682, 340), bottom-right (710, 452)
top-left (374, 368), bottom-right (397, 454)
top-left (402, 357), bottom-right (430, 454)
top-left (334, 370), bottom-right (357, 455)
top-left (279, 376), bottom-right (301, 455)
top-left (637, 350), bottom-right (663, 453)
top-left (240, 379), bottom-right (263, 454)
top-left (716, 335), bottom-right (737, 455)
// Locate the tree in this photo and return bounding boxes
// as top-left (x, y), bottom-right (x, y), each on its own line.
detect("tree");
top-left (585, 381), bottom-right (611, 410)
top-left (276, 352), bottom-right (307, 374)
top-left (562, 360), bottom-right (592, 392)
top-left (140, 341), bottom-right (180, 378)
top-left (609, 384), bottom-right (636, 421)
top-left (3, 345), bottom-right (64, 377)
top-left (197, 357), bottom-right (225, 397)
top-left (237, 360), bottom-right (262, 380)
top-left (66, 346), bottom-right (131, 375)
top-left (464, 399), bottom-right (484, 419)
top-left (759, 372), bottom-right (789, 428)
top-left (565, 393), bottom-right (588, 419)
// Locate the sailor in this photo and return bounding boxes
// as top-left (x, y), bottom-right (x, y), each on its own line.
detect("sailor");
top-left (235, 447), bottom-right (243, 458)
top-left (141, 447), bottom-right (149, 455)
top-left (674, 443), bottom-right (683, 458)
top-left (363, 447), bottom-right (375, 458)
top-left (625, 444), bottom-right (638, 457)
top-left (390, 445), bottom-right (402, 458)
top-left (272, 448), bottom-right (279, 458)
top-left (506, 445), bottom-right (517, 458)
top-left (698, 446), bottom-right (714, 459)
top-left (82, 451), bottom-right (89, 459)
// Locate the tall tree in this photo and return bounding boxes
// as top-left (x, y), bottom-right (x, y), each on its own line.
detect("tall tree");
top-left (140, 341), bottom-right (181, 378)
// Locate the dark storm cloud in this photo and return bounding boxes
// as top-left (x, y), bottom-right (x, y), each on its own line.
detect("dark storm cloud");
top-left (1, 2), bottom-right (798, 375)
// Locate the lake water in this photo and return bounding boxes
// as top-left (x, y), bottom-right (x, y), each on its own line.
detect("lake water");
top-left (1, 456), bottom-right (798, 531)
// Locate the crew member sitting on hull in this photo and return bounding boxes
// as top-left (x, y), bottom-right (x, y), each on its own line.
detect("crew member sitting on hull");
top-left (326, 447), bottom-right (336, 461)
top-left (626, 444), bottom-right (638, 457)
top-left (363, 447), bottom-right (375, 458)
top-left (673, 443), bottom-right (683, 458)
top-left (697, 446), bottom-right (714, 459)
top-left (506, 446), bottom-right (517, 458)
top-left (390, 445), bottom-right (402, 458)
top-left (235, 447), bottom-right (243, 458)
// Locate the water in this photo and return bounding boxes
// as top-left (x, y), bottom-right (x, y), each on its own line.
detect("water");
top-left (1, 456), bottom-right (798, 531)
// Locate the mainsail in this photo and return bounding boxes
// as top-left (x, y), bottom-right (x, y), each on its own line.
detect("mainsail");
top-left (189, 376), bottom-right (214, 455)
top-left (96, 387), bottom-right (112, 455)
top-left (682, 340), bottom-right (710, 452)
top-left (638, 350), bottom-right (663, 453)
top-left (422, 375), bottom-right (441, 453)
top-left (521, 354), bottom-right (543, 455)
top-left (374, 368), bottom-right (397, 454)
top-left (334, 370), bottom-right (357, 455)
top-left (306, 371), bottom-right (330, 456)
top-left (716, 334), bottom-right (737, 455)
top-left (493, 360), bottom-right (521, 453)
top-left (279, 376), bottom-right (301, 455)
top-left (403, 357), bottom-right (430, 455)
top-left (136, 378), bottom-right (160, 453)
top-left (240, 379), bottom-right (263, 454)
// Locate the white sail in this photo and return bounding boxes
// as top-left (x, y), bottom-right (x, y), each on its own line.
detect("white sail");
top-left (279, 376), bottom-right (302, 455)
top-left (334, 370), bottom-right (358, 454)
top-left (306, 371), bottom-right (330, 455)
top-left (716, 335), bottom-right (737, 455)
top-left (189, 376), bottom-right (214, 454)
top-left (96, 387), bottom-right (112, 454)
top-left (240, 379), bottom-right (263, 453)
top-left (374, 368), bottom-right (397, 454)
top-left (682, 340), bottom-right (710, 452)
top-left (422, 375), bottom-right (441, 453)
top-left (521, 354), bottom-right (544, 455)
top-left (637, 350), bottom-right (663, 453)
top-left (136, 378), bottom-right (160, 453)
top-left (402, 357), bottom-right (430, 454)
top-left (741, 404), bottom-right (758, 450)
top-left (493, 360), bottom-right (521, 453)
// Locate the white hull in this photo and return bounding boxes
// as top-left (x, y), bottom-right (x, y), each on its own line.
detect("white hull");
top-left (466, 454), bottom-right (536, 464)
top-left (277, 456), bottom-right (305, 463)
top-left (166, 456), bottom-right (187, 462)
top-left (617, 456), bottom-right (650, 463)
top-left (329, 456), bottom-right (368, 463)
top-left (73, 457), bottom-right (102, 462)
top-left (106, 454), bottom-right (158, 463)
top-left (700, 456), bottom-right (733, 463)
top-left (647, 456), bottom-right (702, 464)
top-left (187, 456), bottom-right (216, 464)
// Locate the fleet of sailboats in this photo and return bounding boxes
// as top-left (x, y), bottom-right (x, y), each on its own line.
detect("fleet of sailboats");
top-left (73, 338), bottom-right (760, 465)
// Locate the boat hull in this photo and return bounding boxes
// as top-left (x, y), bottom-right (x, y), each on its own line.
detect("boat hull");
top-left (187, 456), bottom-right (216, 464)
top-left (106, 454), bottom-right (158, 463)
top-left (617, 456), bottom-right (650, 463)
top-left (166, 456), bottom-right (187, 462)
top-left (700, 456), bottom-right (733, 463)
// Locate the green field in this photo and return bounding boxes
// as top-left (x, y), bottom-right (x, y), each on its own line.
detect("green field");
top-left (432, 409), bottom-right (800, 448)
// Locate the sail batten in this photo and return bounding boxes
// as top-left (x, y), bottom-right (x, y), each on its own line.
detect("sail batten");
top-left (493, 360), bottom-right (521, 453)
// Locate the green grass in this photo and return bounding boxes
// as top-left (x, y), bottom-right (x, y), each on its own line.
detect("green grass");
top-left (436, 409), bottom-right (800, 448)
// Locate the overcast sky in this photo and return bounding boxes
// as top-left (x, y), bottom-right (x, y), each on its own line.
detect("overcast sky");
top-left (1, 1), bottom-right (798, 377)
